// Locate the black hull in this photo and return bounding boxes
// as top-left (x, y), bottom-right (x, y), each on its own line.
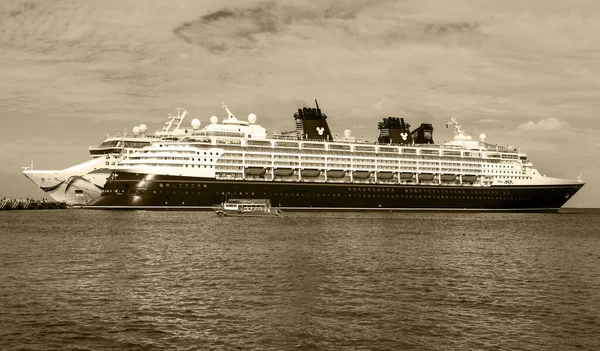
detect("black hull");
top-left (87, 172), bottom-right (584, 212)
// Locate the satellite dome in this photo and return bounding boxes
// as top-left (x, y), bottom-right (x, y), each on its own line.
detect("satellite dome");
top-left (139, 124), bottom-right (147, 133)
top-left (344, 129), bottom-right (351, 138)
top-left (191, 119), bottom-right (201, 129)
top-left (210, 116), bottom-right (218, 124)
top-left (132, 126), bottom-right (140, 135)
top-left (479, 133), bottom-right (486, 141)
top-left (248, 113), bottom-right (257, 124)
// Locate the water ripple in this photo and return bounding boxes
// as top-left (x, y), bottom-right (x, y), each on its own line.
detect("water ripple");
top-left (1, 210), bottom-right (599, 350)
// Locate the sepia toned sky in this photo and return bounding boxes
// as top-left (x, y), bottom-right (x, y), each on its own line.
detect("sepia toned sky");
top-left (1, 0), bottom-right (598, 207)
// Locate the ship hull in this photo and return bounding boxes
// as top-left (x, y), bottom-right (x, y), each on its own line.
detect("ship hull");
top-left (87, 172), bottom-right (584, 212)
top-left (22, 158), bottom-right (113, 205)
top-left (23, 171), bottom-right (107, 205)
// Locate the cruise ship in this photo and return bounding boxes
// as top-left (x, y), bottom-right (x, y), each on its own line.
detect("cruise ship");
top-left (87, 101), bottom-right (585, 212)
top-left (22, 108), bottom-right (193, 205)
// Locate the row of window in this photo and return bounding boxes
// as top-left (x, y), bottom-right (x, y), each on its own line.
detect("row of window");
top-left (151, 145), bottom-right (519, 162)
top-left (159, 183), bottom-right (208, 188)
top-left (105, 186), bottom-right (547, 203)
top-left (151, 148), bottom-right (218, 156)
top-left (131, 157), bottom-right (214, 162)
top-left (147, 183), bottom-right (514, 196)
top-left (141, 190), bottom-right (533, 201)
top-left (123, 163), bottom-right (215, 168)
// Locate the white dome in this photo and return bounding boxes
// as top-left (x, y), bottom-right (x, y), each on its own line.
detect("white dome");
top-left (132, 126), bottom-right (140, 135)
top-left (139, 124), bottom-right (147, 133)
top-left (210, 116), bottom-right (218, 124)
top-left (344, 129), bottom-right (351, 138)
top-left (191, 119), bottom-right (201, 129)
top-left (479, 133), bottom-right (486, 141)
top-left (248, 113), bottom-right (257, 124)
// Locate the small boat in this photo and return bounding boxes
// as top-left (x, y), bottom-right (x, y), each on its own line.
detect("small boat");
top-left (462, 175), bottom-right (478, 183)
top-left (376, 171), bottom-right (394, 179)
top-left (352, 171), bottom-right (371, 179)
top-left (274, 168), bottom-right (295, 176)
top-left (244, 167), bottom-right (266, 176)
top-left (326, 170), bottom-right (346, 178)
top-left (418, 173), bottom-right (435, 181)
top-left (441, 174), bottom-right (457, 181)
top-left (300, 169), bottom-right (321, 177)
top-left (214, 199), bottom-right (284, 217)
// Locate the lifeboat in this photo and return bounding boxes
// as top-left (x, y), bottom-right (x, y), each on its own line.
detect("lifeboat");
top-left (377, 171), bottom-right (394, 179)
top-left (418, 173), bottom-right (435, 181)
top-left (244, 167), bottom-right (266, 176)
top-left (441, 174), bottom-right (457, 181)
top-left (326, 170), bottom-right (346, 178)
top-left (352, 171), bottom-right (371, 179)
top-left (462, 175), bottom-right (478, 183)
top-left (301, 169), bottom-right (321, 177)
top-left (400, 172), bottom-right (414, 180)
top-left (274, 168), bottom-right (295, 176)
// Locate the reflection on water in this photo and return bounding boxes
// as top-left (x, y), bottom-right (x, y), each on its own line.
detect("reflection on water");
top-left (1, 210), bottom-right (599, 350)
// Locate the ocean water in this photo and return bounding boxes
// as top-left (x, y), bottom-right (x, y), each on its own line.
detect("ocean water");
top-left (1, 209), bottom-right (599, 351)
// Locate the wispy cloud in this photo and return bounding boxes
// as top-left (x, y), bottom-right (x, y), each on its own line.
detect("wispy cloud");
top-left (517, 118), bottom-right (570, 132)
top-left (477, 118), bottom-right (503, 124)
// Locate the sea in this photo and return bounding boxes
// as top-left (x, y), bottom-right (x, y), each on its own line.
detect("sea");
top-left (1, 209), bottom-right (599, 351)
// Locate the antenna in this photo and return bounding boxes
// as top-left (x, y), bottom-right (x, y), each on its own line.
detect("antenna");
top-left (222, 102), bottom-right (235, 119)
top-left (446, 116), bottom-right (469, 139)
top-left (315, 99), bottom-right (321, 116)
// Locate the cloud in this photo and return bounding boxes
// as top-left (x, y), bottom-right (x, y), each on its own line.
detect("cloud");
top-left (172, 0), bottom-right (378, 52)
top-left (2, 0), bottom-right (38, 18)
top-left (172, 0), bottom-right (486, 53)
top-left (517, 118), bottom-right (570, 132)
top-left (477, 118), bottom-right (503, 124)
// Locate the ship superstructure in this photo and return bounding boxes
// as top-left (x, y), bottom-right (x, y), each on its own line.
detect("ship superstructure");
top-left (22, 108), bottom-right (192, 205)
top-left (89, 102), bottom-right (584, 211)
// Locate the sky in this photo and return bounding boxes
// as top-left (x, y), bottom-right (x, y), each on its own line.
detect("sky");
top-left (0, 0), bottom-right (598, 207)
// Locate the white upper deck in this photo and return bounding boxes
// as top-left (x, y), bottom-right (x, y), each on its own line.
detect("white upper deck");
top-left (171, 104), bottom-right (526, 160)
top-left (112, 103), bottom-right (585, 188)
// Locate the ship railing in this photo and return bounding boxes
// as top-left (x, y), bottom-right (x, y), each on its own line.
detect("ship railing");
top-left (100, 133), bottom-right (165, 141)
top-left (271, 136), bottom-right (455, 149)
top-left (482, 143), bottom-right (518, 153)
